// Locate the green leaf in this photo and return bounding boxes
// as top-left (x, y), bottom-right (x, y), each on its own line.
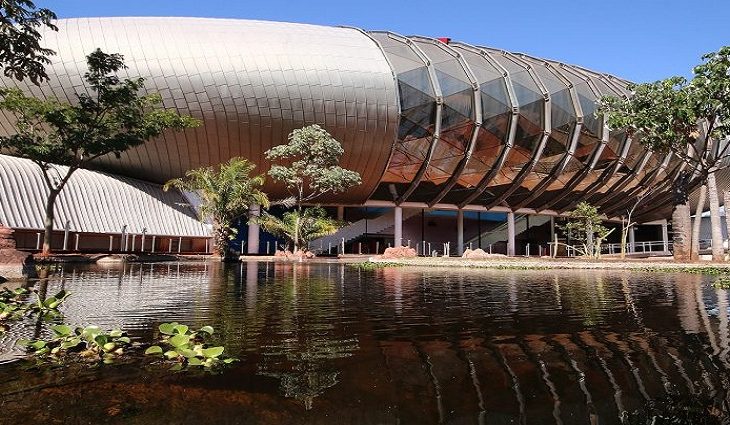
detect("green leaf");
top-left (109, 329), bottom-right (123, 338)
top-left (43, 297), bottom-right (58, 308)
top-left (179, 348), bottom-right (198, 359)
top-left (169, 363), bottom-right (183, 371)
top-left (169, 334), bottom-right (191, 348)
top-left (187, 358), bottom-right (204, 366)
top-left (51, 324), bottom-right (73, 336)
top-left (116, 336), bottom-right (131, 344)
top-left (29, 340), bottom-right (46, 350)
top-left (61, 338), bottom-right (82, 349)
top-left (159, 322), bottom-right (177, 335)
top-left (94, 335), bottom-right (108, 347)
top-left (16, 339), bottom-right (31, 347)
top-left (223, 358), bottom-right (238, 364)
top-left (199, 326), bottom-right (214, 335)
top-left (173, 324), bottom-right (189, 335)
top-left (144, 345), bottom-right (163, 355)
top-left (102, 342), bottom-right (116, 352)
top-left (202, 346), bottom-right (225, 358)
top-left (163, 350), bottom-right (179, 360)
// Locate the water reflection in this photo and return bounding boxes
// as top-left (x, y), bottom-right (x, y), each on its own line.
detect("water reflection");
top-left (1, 263), bottom-right (730, 424)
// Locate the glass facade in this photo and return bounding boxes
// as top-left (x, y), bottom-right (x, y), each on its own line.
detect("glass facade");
top-left (365, 32), bottom-right (683, 216)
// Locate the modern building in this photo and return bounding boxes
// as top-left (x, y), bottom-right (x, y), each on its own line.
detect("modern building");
top-left (0, 17), bottom-right (714, 255)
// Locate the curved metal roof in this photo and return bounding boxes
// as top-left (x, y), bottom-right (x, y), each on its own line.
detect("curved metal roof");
top-left (0, 155), bottom-right (209, 236)
top-left (0, 17), bottom-right (698, 221)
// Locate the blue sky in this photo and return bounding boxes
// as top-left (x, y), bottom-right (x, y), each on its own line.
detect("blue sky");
top-left (42, 0), bottom-right (729, 82)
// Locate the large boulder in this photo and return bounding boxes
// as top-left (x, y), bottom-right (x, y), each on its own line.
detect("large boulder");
top-left (462, 248), bottom-right (507, 259)
top-left (0, 226), bottom-right (34, 280)
top-left (381, 246), bottom-right (417, 259)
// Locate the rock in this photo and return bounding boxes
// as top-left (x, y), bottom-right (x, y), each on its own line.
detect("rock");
top-left (462, 248), bottom-right (507, 259)
top-left (273, 250), bottom-right (315, 260)
top-left (0, 226), bottom-right (34, 280)
top-left (381, 246), bottom-right (417, 259)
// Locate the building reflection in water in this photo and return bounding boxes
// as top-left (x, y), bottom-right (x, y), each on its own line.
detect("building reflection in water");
top-left (13, 262), bottom-right (730, 423)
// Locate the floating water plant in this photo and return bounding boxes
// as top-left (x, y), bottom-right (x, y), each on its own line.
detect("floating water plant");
top-left (144, 322), bottom-right (237, 371)
top-left (18, 324), bottom-right (131, 364)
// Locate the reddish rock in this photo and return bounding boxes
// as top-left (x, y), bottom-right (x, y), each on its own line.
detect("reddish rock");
top-left (381, 246), bottom-right (417, 259)
top-left (273, 250), bottom-right (315, 260)
top-left (462, 248), bottom-right (507, 259)
top-left (0, 226), bottom-right (34, 280)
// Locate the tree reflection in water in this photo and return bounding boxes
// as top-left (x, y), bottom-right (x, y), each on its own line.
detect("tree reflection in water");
top-left (244, 262), bottom-right (359, 410)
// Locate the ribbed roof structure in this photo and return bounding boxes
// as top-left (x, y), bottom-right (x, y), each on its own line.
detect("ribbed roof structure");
top-left (0, 155), bottom-right (209, 236)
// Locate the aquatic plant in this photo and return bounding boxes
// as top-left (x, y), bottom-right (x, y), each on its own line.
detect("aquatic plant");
top-left (712, 275), bottom-right (730, 289)
top-left (28, 288), bottom-right (70, 319)
top-left (349, 261), bottom-right (404, 270)
top-left (0, 287), bottom-right (30, 322)
top-left (0, 287), bottom-right (69, 328)
top-left (144, 322), bottom-right (237, 371)
top-left (18, 324), bottom-right (131, 364)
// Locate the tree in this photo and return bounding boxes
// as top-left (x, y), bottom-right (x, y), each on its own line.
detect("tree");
top-left (264, 124), bottom-right (361, 253)
top-left (599, 46), bottom-right (730, 262)
top-left (0, 49), bottom-right (199, 256)
top-left (257, 207), bottom-right (340, 253)
top-left (1, 0), bottom-right (57, 84)
top-left (619, 190), bottom-right (652, 259)
top-left (164, 157), bottom-right (269, 260)
top-left (559, 202), bottom-right (613, 259)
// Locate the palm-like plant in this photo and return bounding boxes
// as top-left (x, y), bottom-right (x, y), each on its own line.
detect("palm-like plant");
top-left (257, 207), bottom-right (339, 253)
top-left (164, 158), bottom-right (269, 259)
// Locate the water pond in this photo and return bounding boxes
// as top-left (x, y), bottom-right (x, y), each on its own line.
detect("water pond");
top-left (1, 261), bottom-right (729, 424)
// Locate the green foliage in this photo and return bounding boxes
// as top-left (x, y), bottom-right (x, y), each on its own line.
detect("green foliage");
top-left (0, 48), bottom-right (200, 254)
top-left (164, 157), bottom-right (269, 257)
top-left (0, 287), bottom-right (69, 327)
top-left (349, 261), bottom-right (404, 270)
top-left (712, 275), bottom-right (730, 289)
top-left (0, 49), bottom-right (199, 170)
top-left (144, 322), bottom-right (237, 371)
top-left (0, 0), bottom-right (57, 84)
top-left (599, 46), bottom-right (730, 204)
top-left (265, 124), bottom-right (361, 206)
top-left (559, 202), bottom-right (613, 259)
top-left (257, 207), bottom-right (341, 252)
top-left (18, 325), bottom-right (131, 364)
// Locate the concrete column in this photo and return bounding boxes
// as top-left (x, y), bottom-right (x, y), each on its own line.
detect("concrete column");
top-left (247, 205), bottom-right (261, 254)
top-left (457, 209), bottom-right (464, 256)
top-left (661, 219), bottom-right (669, 252)
top-left (337, 206), bottom-right (344, 221)
top-left (628, 226), bottom-right (636, 254)
top-left (394, 206), bottom-right (403, 247)
top-left (550, 216), bottom-right (555, 241)
top-left (507, 212), bottom-right (516, 256)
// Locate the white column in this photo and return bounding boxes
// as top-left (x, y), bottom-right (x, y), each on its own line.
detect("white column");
top-left (629, 226), bottom-right (636, 254)
top-left (337, 206), bottom-right (344, 221)
top-left (394, 206), bottom-right (403, 247)
top-left (661, 219), bottom-right (669, 252)
top-left (457, 209), bottom-right (464, 256)
top-left (507, 212), bottom-right (516, 256)
top-left (247, 205), bottom-right (261, 255)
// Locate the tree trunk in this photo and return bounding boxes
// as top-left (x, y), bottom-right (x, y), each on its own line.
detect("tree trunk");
top-left (672, 202), bottom-right (692, 261)
top-left (691, 184), bottom-right (707, 261)
top-left (725, 190), bottom-right (730, 254)
top-left (41, 189), bottom-right (60, 256)
top-left (707, 172), bottom-right (724, 262)
top-left (211, 219), bottom-right (232, 260)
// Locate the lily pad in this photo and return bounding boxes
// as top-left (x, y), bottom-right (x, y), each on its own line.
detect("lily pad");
top-left (144, 345), bottom-right (163, 355)
top-left (202, 346), bottom-right (225, 358)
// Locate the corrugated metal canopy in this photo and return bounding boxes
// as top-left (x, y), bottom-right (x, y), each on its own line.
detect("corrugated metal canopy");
top-left (0, 155), bottom-right (210, 236)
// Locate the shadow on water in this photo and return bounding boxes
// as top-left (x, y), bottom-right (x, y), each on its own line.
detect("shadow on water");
top-left (2, 261), bottom-right (730, 424)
